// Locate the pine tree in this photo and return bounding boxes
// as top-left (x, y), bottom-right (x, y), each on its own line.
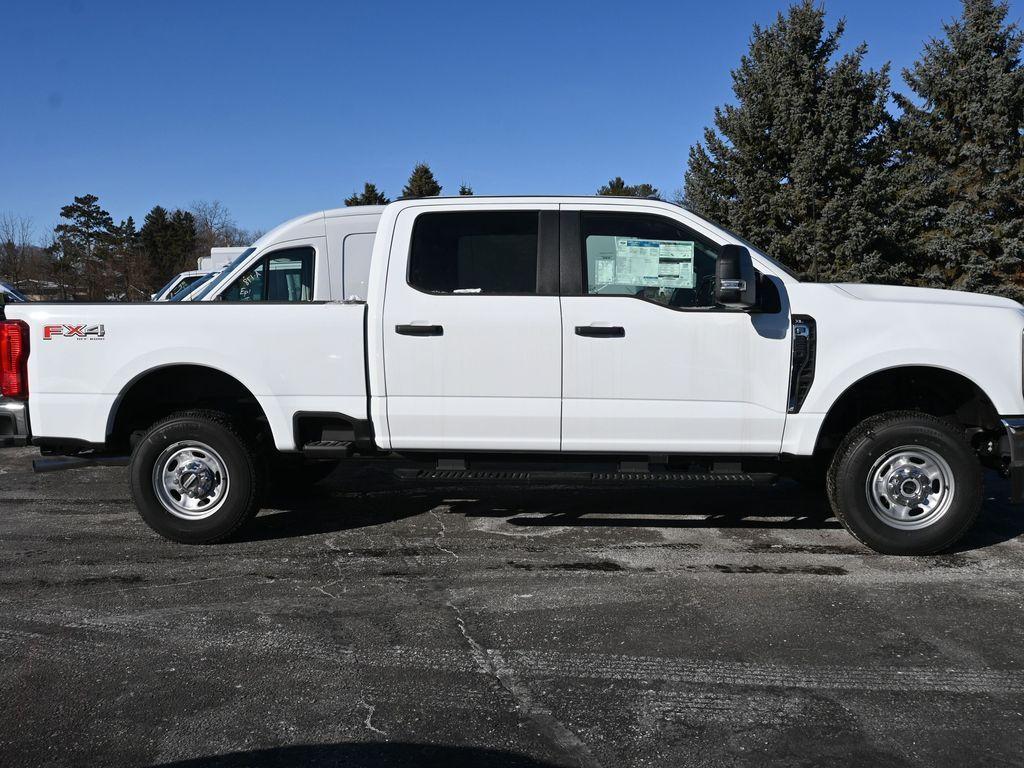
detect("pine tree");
top-left (895, 0), bottom-right (1024, 299)
top-left (683, 1), bottom-right (906, 283)
top-left (141, 206), bottom-right (197, 289)
top-left (108, 216), bottom-right (147, 300)
top-left (459, 183), bottom-right (474, 196)
top-left (345, 182), bottom-right (391, 206)
top-left (51, 194), bottom-right (114, 300)
top-left (402, 163), bottom-right (442, 198)
top-left (597, 177), bottom-right (661, 199)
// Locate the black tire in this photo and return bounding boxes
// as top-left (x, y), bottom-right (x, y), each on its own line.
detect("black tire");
top-left (827, 411), bottom-right (982, 555)
top-left (129, 410), bottom-right (263, 544)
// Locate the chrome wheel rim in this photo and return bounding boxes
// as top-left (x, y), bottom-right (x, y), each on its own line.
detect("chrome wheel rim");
top-left (864, 445), bottom-right (955, 531)
top-left (152, 441), bottom-right (230, 520)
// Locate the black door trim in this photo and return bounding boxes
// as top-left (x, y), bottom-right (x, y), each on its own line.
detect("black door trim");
top-left (559, 210), bottom-right (582, 295)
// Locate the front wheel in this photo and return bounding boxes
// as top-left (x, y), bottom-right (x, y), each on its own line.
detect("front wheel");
top-left (827, 411), bottom-right (982, 555)
top-left (129, 410), bottom-right (263, 544)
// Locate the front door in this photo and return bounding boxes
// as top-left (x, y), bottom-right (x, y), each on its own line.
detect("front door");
top-left (383, 205), bottom-right (562, 451)
top-left (559, 205), bottom-right (791, 454)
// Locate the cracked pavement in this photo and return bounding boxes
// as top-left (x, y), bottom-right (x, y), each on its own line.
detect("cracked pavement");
top-left (1, 447), bottom-right (1023, 767)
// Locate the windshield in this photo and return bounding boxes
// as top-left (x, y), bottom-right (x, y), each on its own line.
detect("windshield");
top-left (671, 203), bottom-right (800, 281)
top-left (153, 273), bottom-right (186, 299)
top-left (716, 223), bottom-right (800, 280)
top-left (193, 247), bottom-right (256, 300)
top-left (169, 272), bottom-right (216, 301)
top-left (0, 282), bottom-right (26, 302)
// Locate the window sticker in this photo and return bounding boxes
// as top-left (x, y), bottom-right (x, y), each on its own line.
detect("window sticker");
top-left (611, 238), bottom-right (695, 289)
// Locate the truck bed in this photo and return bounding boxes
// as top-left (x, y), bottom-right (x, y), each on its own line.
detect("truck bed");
top-left (5, 301), bottom-right (368, 451)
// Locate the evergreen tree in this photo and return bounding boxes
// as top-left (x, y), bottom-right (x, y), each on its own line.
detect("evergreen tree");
top-left (597, 177), bottom-right (661, 199)
top-left (345, 182), bottom-right (390, 206)
top-left (895, 0), bottom-right (1024, 299)
top-left (459, 183), bottom-right (474, 196)
top-left (683, 1), bottom-right (905, 283)
top-left (108, 216), bottom-right (147, 300)
top-left (51, 194), bottom-right (114, 300)
top-left (141, 206), bottom-right (197, 289)
top-left (401, 163), bottom-right (442, 198)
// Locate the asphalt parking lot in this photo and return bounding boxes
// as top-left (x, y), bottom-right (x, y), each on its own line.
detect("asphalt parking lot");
top-left (1, 446), bottom-right (1023, 767)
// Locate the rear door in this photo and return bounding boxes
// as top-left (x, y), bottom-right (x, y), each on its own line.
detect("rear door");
top-left (382, 204), bottom-right (561, 450)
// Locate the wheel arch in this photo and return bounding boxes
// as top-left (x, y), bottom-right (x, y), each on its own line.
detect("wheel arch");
top-left (813, 364), bottom-right (1001, 459)
top-left (106, 363), bottom-right (271, 451)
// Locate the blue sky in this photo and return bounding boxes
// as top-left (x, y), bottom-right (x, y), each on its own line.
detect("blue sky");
top-left (1, 0), bottom-right (1010, 237)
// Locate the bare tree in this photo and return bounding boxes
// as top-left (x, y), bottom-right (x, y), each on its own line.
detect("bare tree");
top-left (189, 200), bottom-right (258, 265)
top-left (0, 212), bottom-right (34, 289)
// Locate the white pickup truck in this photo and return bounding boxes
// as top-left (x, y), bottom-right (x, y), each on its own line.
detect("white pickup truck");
top-left (2, 197), bottom-right (1022, 554)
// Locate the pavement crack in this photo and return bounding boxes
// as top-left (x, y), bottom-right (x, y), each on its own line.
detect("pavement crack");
top-left (358, 699), bottom-right (387, 738)
top-left (446, 601), bottom-right (602, 768)
top-left (312, 581), bottom-right (342, 600)
top-left (429, 508), bottom-right (459, 562)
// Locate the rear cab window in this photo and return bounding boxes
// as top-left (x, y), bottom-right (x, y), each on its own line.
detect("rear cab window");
top-left (408, 211), bottom-right (540, 295)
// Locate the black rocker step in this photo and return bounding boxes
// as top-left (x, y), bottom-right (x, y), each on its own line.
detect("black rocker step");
top-left (302, 440), bottom-right (354, 458)
top-left (394, 468), bottom-right (777, 487)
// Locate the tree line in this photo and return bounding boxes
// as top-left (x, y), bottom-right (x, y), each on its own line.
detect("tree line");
top-left (2, 0), bottom-right (1019, 300)
top-left (1, 199), bottom-right (261, 301)
top-left (344, 163), bottom-right (473, 205)
top-left (690, 0), bottom-right (1020, 299)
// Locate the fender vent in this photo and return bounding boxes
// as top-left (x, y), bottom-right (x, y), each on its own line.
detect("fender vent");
top-left (788, 315), bottom-right (816, 413)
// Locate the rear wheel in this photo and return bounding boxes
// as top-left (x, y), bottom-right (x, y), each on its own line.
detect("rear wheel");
top-left (129, 410), bottom-right (263, 544)
top-left (827, 411), bottom-right (982, 555)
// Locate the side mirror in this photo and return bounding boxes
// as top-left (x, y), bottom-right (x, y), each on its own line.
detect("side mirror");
top-left (715, 244), bottom-right (757, 309)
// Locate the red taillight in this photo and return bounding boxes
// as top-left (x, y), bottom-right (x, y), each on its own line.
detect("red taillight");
top-left (0, 320), bottom-right (29, 399)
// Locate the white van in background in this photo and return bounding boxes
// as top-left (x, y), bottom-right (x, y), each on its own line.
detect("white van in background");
top-left (198, 247), bottom-right (248, 273)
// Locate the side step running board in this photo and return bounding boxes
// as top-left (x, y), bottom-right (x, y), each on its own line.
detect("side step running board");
top-left (394, 468), bottom-right (777, 487)
top-left (302, 440), bottom-right (354, 459)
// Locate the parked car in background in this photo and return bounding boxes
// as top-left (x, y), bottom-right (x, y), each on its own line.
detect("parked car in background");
top-left (2, 197), bottom-right (1023, 555)
top-left (168, 271), bottom-right (221, 302)
top-left (0, 281), bottom-right (27, 303)
top-left (150, 270), bottom-right (213, 302)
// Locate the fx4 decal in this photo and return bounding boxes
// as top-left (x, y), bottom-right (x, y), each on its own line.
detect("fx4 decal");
top-left (43, 324), bottom-right (106, 341)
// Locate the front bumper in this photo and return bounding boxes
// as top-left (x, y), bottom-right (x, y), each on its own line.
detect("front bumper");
top-left (0, 398), bottom-right (30, 447)
top-left (1001, 418), bottom-right (1024, 502)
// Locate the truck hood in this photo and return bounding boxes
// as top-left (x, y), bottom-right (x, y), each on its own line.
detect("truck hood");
top-left (833, 283), bottom-right (1022, 311)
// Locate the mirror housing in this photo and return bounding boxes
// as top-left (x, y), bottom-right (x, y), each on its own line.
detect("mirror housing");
top-left (715, 244), bottom-right (757, 309)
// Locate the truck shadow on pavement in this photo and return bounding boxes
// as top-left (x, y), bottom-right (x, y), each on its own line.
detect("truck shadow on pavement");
top-left (243, 467), bottom-right (1024, 552)
top-left (241, 466), bottom-right (1024, 548)
top-left (153, 743), bottom-right (561, 768)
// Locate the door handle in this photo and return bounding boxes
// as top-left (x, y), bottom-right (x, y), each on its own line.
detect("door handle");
top-left (575, 325), bottom-right (625, 338)
top-left (396, 324), bottom-right (444, 337)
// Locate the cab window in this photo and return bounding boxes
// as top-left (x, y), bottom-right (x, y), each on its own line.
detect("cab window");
top-left (221, 247), bottom-right (314, 302)
top-left (581, 213), bottom-right (721, 309)
top-left (408, 211), bottom-right (539, 295)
